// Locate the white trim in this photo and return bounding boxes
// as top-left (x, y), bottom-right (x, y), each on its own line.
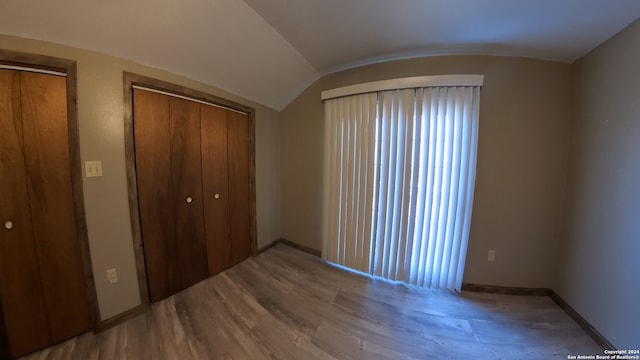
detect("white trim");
top-left (132, 85), bottom-right (248, 115)
top-left (321, 74), bottom-right (484, 100)
top-left (0, 64), bottom-right (66, 77)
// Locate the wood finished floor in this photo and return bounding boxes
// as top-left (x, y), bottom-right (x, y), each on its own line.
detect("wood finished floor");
top-left (20, 244), bottom-right (602, 360)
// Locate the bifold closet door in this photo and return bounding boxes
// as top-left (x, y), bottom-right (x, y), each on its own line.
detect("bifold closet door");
top-left (168, 97), bottom-right (208, 289)
top-left (227, 111), bottom-right (252, 264)
top-left (20, 71), bottom-right (91, 344)
top-left (201, 106), bottom-right (252, 273)
top-left (0, 70), bottom-right (91, 357)
top-left (0, 69), bottom-right (51, 357)
top-left (133, 89), bottom-right (208, 302)
top-left (201, 105), bottom-right (232, 275)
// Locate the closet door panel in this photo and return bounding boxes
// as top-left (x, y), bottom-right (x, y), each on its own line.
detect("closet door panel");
top-left (133, 90), bottom-right (177, 301)
top-left (0, 300), bottom-right (9, 360)
top-left (227, 112), bottom-right (252, 264)
top-left (0, 70), bottom-right (51, 357)
top-left (169, 97), bottom-right (208, 289)
top-left (201, 105), bottom-right (231, 275)
top-left (20, 71), bottom-right (91, 342)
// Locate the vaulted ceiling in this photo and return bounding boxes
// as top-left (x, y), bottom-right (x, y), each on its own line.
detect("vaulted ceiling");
top-left (2, 0), bottom-right (640, 110)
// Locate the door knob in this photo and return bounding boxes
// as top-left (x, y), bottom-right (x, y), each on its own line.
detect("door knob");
top-left (4, 220), bottom-right (13, 230)
top-left (186, 196), bottom-right (193, 204)
top-left (214, 194), bottom-right (220, 199)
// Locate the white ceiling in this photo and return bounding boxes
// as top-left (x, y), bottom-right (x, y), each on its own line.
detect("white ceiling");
top-left (1, 0), bottom-right (640, 110)
top-left (243, 0), bottom-right (640, 73)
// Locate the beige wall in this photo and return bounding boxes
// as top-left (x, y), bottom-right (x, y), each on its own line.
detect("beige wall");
top-left (280, 55), bottom-right (573, 288)
top-left (0, 35), bottom-right (281, 320)
top-left (556, 19), bottom-right (640, 348)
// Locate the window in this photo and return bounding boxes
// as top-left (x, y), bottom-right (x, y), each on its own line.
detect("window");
top-left (321, 75), bottom-right (482, 291)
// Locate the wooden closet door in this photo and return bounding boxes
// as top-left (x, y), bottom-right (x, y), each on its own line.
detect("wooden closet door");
top-left (0, 299), bottom-right (9, 359)
top-left (0, 70), bottom-right (52, 357)
top-left (227, 112), bottom-right (252, 264)
top-left (201, 105), bottom-right (231, 275)
top-left (168, 97), bottom-right (208, 290)
top-left (20, 71), bottom-right (91, 343)
top-left (135, 91), bottom-right (209, 301)
top-left (133, 89), bottom-right (178, 301)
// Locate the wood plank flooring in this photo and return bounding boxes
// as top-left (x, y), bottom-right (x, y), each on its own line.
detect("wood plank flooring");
top-left (19, 244), bottom-right (602, 359)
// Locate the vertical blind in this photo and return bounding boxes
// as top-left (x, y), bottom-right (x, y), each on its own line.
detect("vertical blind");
top-left (321, 80), bottom-right (481, 291)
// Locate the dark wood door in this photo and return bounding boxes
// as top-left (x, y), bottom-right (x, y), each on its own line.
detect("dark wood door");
top-left (0, 297), bottom-right (10, 359)
top-left (201, 105), bottom-right (232, 275)
top-left (134, 89), bottom-right (176, 301)
top-left (134, 90), bottom-right (208, 301)
top-left (0, 70), bottom-right (91, 357)
top-left (168, 97), bottom-right (208, 290)
top-left (201, 106), bottom-right (252, 271)
top-left (0, 69), bottom-right (52, 358)
top-left (227, 111), bottom-right (252, 264)
top-left (20, 71), bottom-right (92, 343)
top-left (134, 87), bottom-right (252, 301)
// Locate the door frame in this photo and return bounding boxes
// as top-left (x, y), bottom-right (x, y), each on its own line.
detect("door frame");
top-left (0, 50), bottom-right (100, 344)
top-left (122, 72), bottom-right (258, 308)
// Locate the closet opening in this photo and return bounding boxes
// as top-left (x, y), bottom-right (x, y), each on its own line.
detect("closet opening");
top-left (123, 72), bottom-right (257, 307)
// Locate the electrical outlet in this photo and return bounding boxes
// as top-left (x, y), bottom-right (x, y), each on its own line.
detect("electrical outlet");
top-left (106, 268), bottom-right (118, 284)
top-left (488, 250), bottom-right (496, 262)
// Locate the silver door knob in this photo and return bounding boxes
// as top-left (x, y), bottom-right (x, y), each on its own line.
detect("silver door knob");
top-left (4, 221), bottom-right (13, 230)
top-left (214, 194), bottom-right (220, 199)
top-left (186, 196), bottom-right (193, 204)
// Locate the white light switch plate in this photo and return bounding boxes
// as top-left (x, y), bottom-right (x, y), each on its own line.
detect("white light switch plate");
top-left (85, 161), bottom-right (103, 177)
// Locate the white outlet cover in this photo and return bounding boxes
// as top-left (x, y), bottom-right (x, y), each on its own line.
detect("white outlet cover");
top-left (488, 250), bottom-right (496, 262)
top-left (106, 268), bottom-right (118, 283)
